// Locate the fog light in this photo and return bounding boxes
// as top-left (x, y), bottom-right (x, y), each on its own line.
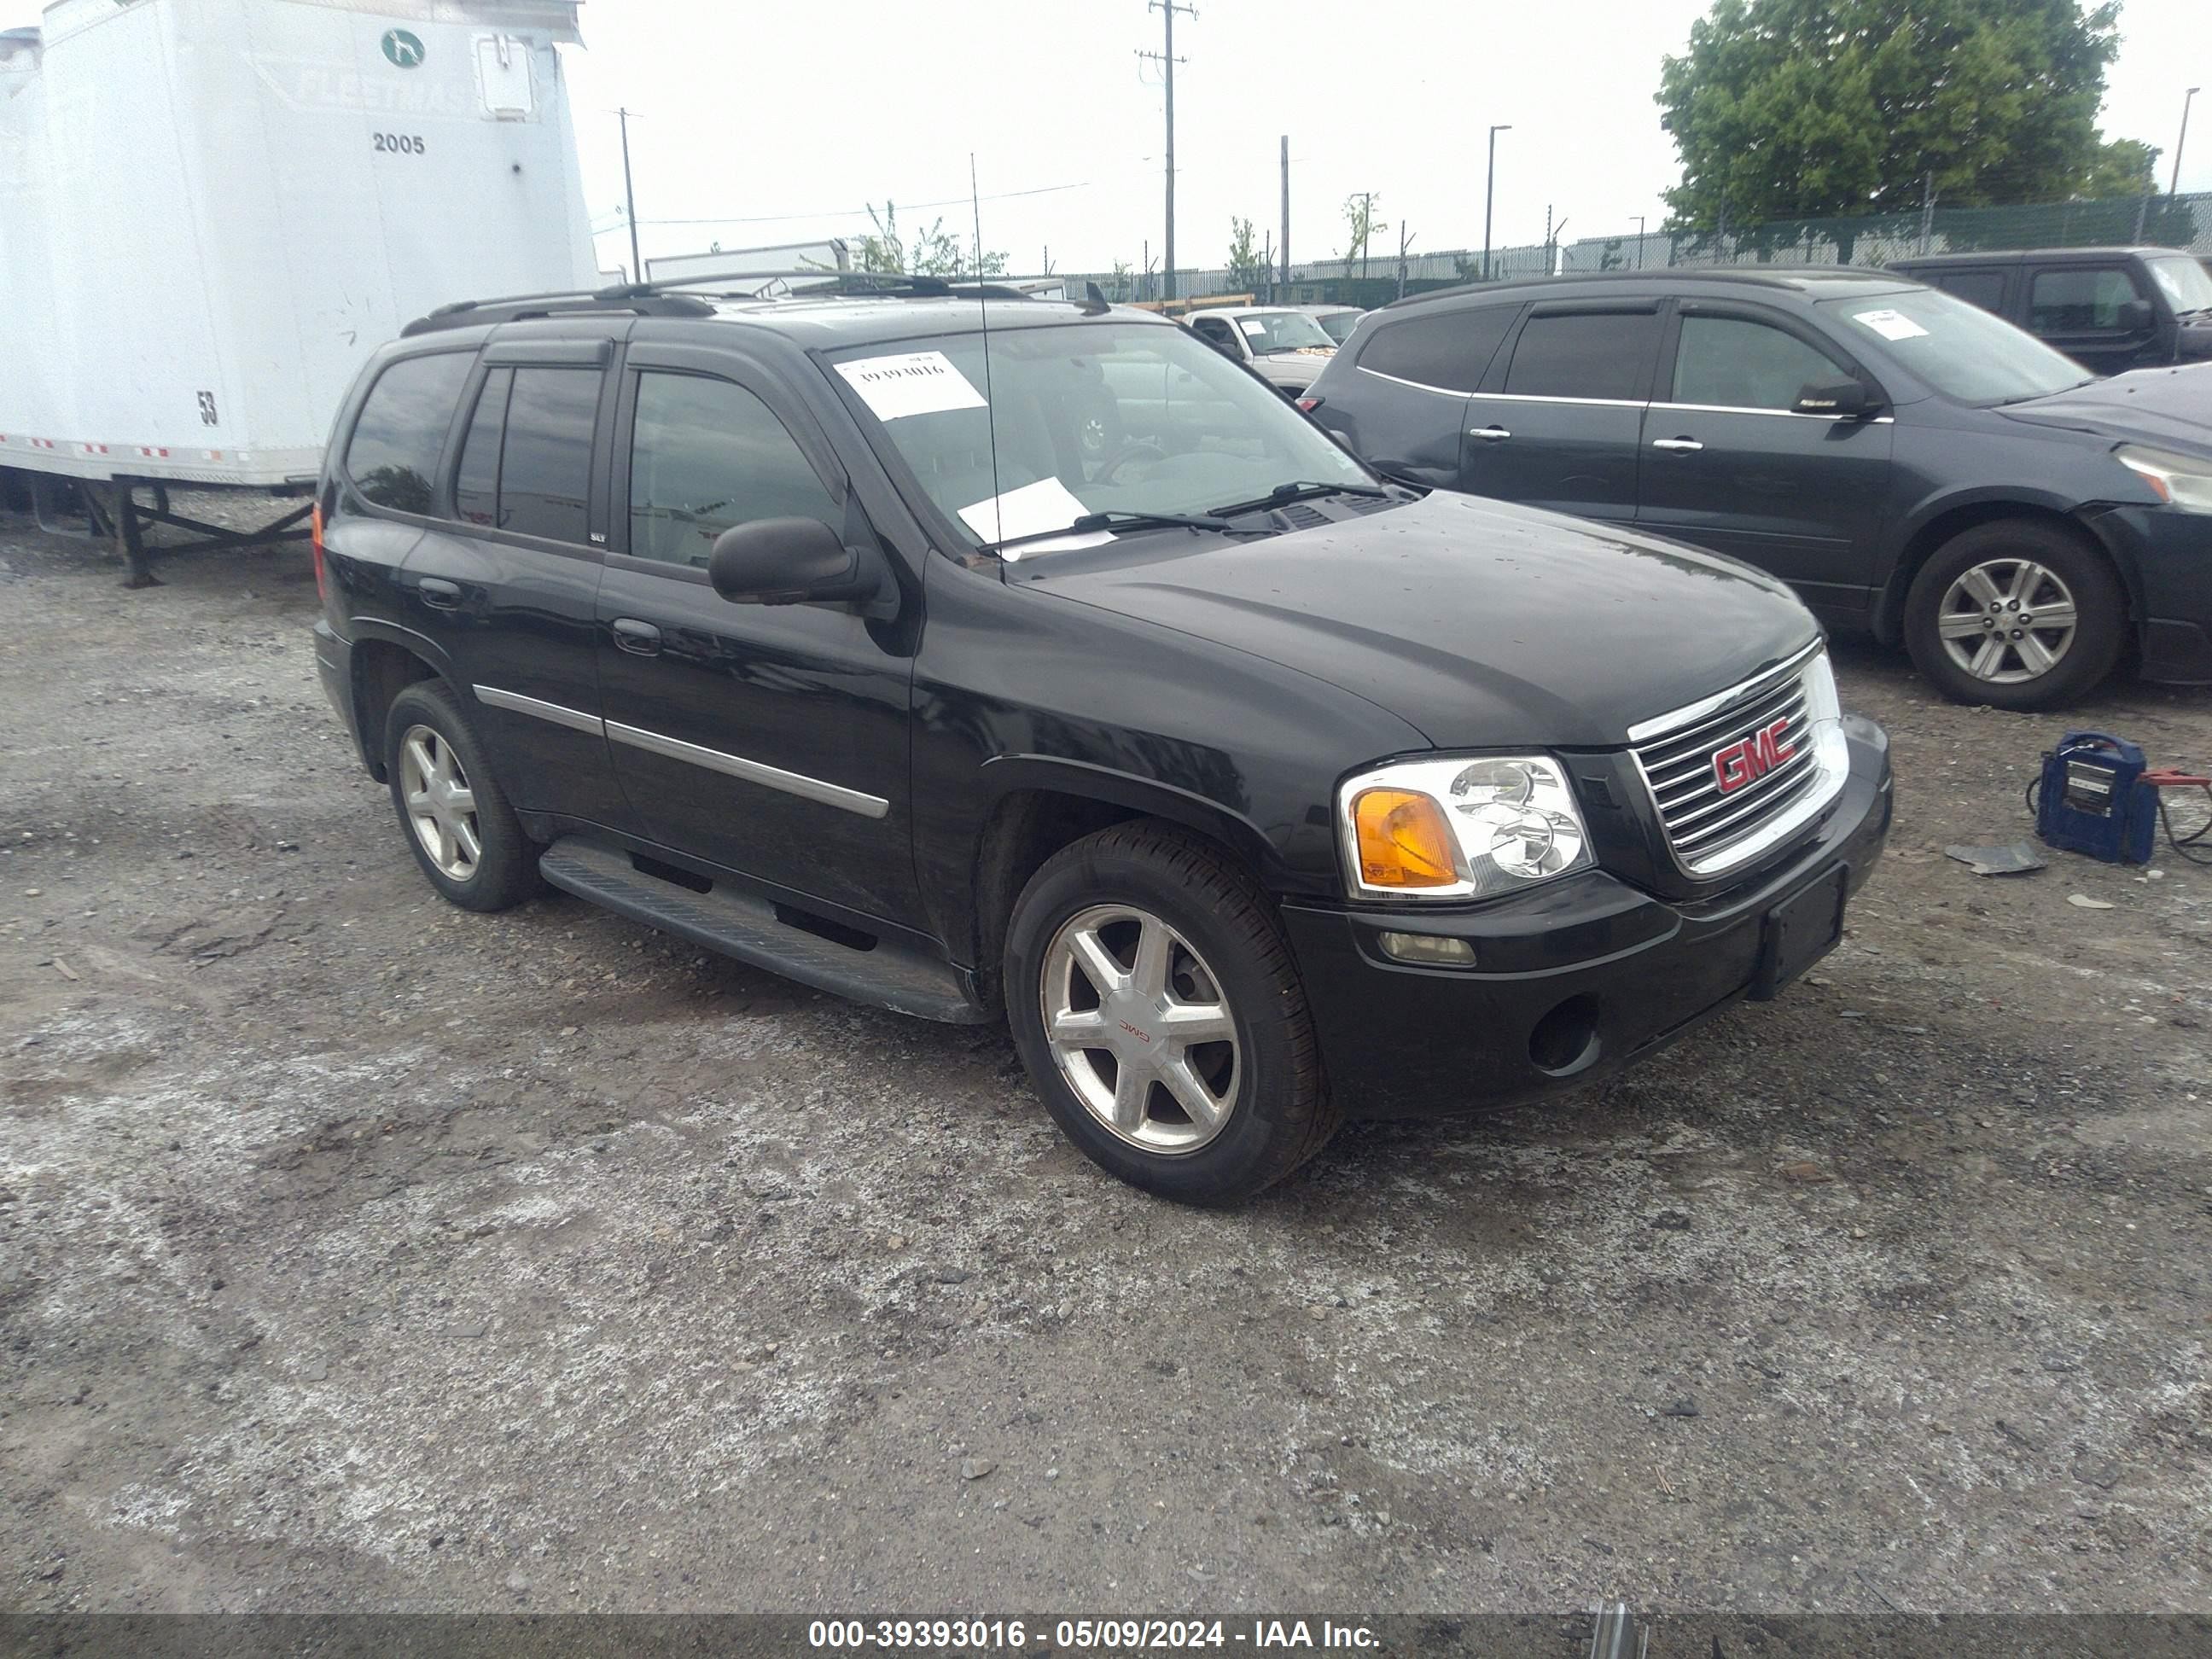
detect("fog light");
top-left (1377, 930), bottom-right (1476, 966)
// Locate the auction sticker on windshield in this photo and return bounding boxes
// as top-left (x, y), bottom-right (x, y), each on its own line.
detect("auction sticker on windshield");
top-left (958, 475), bottom-right (1092, 546)
top-left (835, 351), bottom-right (987, 421)
top-left (1853, 309), bottom-right (1930, 341)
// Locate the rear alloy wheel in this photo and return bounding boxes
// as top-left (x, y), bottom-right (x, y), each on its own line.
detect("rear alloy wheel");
top-left (1903, 519), bottom-right (2123, 710)
top-left (1004, 820), bottom-right (1340, 1205)
top-left (382, 680), bottom-right (541, 912)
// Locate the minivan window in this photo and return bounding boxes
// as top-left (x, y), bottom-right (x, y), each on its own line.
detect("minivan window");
top-left (452, 367), bottom-right (511, 527)
top-left (627, 373), bottom-right (840, 567)
top-left (1358, 306), bottom-right (1516, 393)
top-left (2145, 254), bottom-right (2212, 313)
top-left (1823, 288), bottom-right (2088, 405)
top-left (497, 367), bottom-right (600, 543)
top-left (1932, 270), bottom-right (2006, 313)
top-left (828, 321), bottom-right (1372, 552)
top-left (1502, 311), bottom-right (1659, 400)
top-left (2029, 266), bottom-right (2142, 333)
top-left (344, 351), bottom-right (473, 513)
top-left (1670, 315), bottom-right (1844, 410)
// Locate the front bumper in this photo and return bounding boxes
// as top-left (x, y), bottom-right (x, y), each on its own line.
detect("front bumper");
top-left (1281, 716), bottom-right (1892, 1119)
top-left (2089, 504), bottom-right (2212, 684)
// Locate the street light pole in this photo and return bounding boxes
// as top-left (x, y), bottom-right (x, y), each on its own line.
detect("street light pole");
top-left (2174, 86), bottom-right (2201, 204)
top-left (1633, 215), bottom-right (1646, 269)
top-left (617, 107), bottom-right (642, 284)
top-left (1482, 124), bottom-right (1511, 282)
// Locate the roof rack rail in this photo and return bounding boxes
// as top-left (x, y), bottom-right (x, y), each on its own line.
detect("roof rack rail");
top-left (399, 288), bottom-right (716, 336)
top-left (398, 268), bottom-right (1038, 337)
top-left (634, 268), bottom-right (957, 297)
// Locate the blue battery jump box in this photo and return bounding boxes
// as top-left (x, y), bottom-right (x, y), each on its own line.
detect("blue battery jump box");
top-left (2036, 731), bottom-right (2158, 864)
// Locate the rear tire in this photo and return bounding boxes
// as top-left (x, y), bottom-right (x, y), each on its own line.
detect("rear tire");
top-left (1004, 821), bottom-right (1340, 1205)
top-left (1902, 519), bottom-right (2124, 710)
top-left (382, 681), bottom-right (541, 912)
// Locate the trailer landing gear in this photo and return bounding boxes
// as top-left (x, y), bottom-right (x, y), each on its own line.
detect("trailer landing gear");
top-left (85, 479), bottom-right (311, 589)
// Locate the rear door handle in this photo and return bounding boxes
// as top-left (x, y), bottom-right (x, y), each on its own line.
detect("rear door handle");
top-left (610, 617), bottom-right (662, 656)
top-left (417, 577), bottom-right (462, 609)
top-left (1651, 437), bottom-right (1704, 452)
top-left (1468, 424), bottom-right (1512, 442)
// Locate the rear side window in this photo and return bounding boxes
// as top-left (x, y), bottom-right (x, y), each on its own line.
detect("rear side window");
top-left (1670, 316), bottom-right (1844, 410)
top-left (626, 373), bottom-right (840, 567)
top-left (452, 368), bottom-right (511, 527)
top-left (1930, 270), bottom-right (2006, 313)
top-left (344, 352), bottom-right (472, 512)
top-left (495, 367), bottom-right (601, 543)
top-left (1356, 306), bottom-right (1516, 393)
top-left (1502, 311), bottom-right (1659, 400)
top-left (2029, 267), bottom-right (2141, 333)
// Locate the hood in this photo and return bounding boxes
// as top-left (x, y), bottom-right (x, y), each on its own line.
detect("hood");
top-left (1017, 491), bottom-right (1819, 749)
top-left (1996, 364), bottom-right (2212, 457)
top-left (1252, 352), bottom-right (1330, 389)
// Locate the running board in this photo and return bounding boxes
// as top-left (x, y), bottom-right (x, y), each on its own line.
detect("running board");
top-left (538, 838), bottom-right (988, 1025)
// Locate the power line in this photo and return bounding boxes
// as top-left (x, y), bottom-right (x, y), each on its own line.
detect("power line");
top-left (618, 178), bottom-right (1097, 230)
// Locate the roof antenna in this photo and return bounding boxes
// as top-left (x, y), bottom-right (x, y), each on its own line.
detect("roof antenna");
top-left (1081, 280), bottom-right (1111, 315)
top-left (970, 151), bottom-right (1004, 546)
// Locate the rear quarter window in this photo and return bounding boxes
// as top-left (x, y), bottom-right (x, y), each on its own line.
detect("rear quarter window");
top-left (343, 352), bottom-right (474, 513)
top-left (1355, 306), bottom-right (1517, 393)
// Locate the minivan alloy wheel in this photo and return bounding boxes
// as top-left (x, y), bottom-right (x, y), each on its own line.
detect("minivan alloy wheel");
top-left (398, 723), bottom-right (480, 881)
top-left (1040, 903), bottom-right (1240, 1154)
top-left (1935, 558), bottom-right (2078, 684)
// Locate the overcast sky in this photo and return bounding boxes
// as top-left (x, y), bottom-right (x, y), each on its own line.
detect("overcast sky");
top-left (8, 0), bottom-right (2207, 276)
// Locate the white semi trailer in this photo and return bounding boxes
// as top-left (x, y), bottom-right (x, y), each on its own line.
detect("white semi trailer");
top-left (0, 0), bottom-right (598, 584)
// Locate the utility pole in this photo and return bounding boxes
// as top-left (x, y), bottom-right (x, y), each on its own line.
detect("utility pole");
top-left (1483, 124), bottom-right (1511, 281)
top-left (2174, 87), bottom-right (2201, 203)
top-left (617, 107), bottom-right (643, 283)
top-left (1917, 171), bottom-right (1936, 255)
top-left (1357, 192), bottom-right (1374, 279)
top-left (1139, 0), bottom-right (1196, 300)
top-left (1279, 134), bottom-right (1290, 294)
top-left (1394, 224), bottom-right (1412, 300)
top-left (1633, 215), bottom-right (1646, 269)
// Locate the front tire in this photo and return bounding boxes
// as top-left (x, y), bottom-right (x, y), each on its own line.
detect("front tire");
top-left (1902, 519), bottom-right (2124, 710)
top-left (382, 681), bottom-right (540, 912)
top-left (1004, 821), bottom-right (1339, 1205)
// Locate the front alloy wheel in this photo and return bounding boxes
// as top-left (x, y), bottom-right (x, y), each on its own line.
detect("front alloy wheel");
top-left (399, 724), bottom-right (481, 881)
top-left (1041, 903), bottom-right (1240, 1154)
top-left (1933, 558), bottom-right (2078, 685)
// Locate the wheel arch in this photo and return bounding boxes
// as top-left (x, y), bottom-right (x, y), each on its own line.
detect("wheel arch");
top-left (346, 623), bottom-right (451, 782)
top-left (963, 758), bottom-right (1289, 1011)
top-left (1871, 492), bottom-right (2138, 646)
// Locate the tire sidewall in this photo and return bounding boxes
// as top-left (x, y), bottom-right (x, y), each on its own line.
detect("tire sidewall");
top-left (1904, 521), bottom-right (2123, 710)
top-left (1004, 835), bottom-right (1315, 1205)
top-left (382, 682), bottom-right (530, 911)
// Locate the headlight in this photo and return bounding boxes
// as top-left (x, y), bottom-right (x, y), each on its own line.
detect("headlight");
top-left (2116, 445), bottom-right (2212, 514)
top-left (1337, 754), bottom-right (1594, 900)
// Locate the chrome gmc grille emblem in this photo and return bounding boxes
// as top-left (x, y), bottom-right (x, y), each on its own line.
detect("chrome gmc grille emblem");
top-left (1712, 718), bottom-right (1796, 795)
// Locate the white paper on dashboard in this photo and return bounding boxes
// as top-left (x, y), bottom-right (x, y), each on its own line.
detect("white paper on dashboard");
top-left (834, 351), bottom-right (988, 421)
top-left (958, 476), bottom-right (1093, 547)
top-left (1852, 308), bottom-right (1930, 341)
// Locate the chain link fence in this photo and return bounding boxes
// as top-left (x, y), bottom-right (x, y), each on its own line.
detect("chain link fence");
top-left (1036, 189), bottom-right (2209, 307)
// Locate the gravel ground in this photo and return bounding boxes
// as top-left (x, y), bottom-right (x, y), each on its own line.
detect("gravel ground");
top-left (3, 503), bottom-right (2210, 1618)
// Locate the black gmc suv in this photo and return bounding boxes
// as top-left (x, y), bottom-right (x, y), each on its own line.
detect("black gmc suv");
top-left (1299, 268), bottom-right (2212, 710)
top-left (311, 274), bottom-right (1891, 1204)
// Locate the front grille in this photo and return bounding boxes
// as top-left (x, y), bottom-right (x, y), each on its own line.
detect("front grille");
top-left (1629, 645), bottom-right (1837, 878)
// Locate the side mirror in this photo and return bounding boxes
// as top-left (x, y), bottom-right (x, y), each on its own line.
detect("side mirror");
top-left (707, 516), bottom-right (877, 606)
top-left (2116, 298), bottom-right (2156, 334)
top-left (1793, 375), bottom-right (1880, 419)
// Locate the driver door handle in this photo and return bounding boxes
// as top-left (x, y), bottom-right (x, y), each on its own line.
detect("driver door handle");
top-left (1468, 424), bottom-right (1512, 442)
top-left (610, 617), bottom-right (662, 656)
top-left (1652, 437), bottom-right (1704, 452)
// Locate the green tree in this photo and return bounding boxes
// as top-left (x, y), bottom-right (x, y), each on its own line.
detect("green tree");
top-left (1109, 259), bottom-right (1133, 301)
top-left (856, 200), bottom-right (1007, 277)
top-left (2075, 137), bottom-right (2160, 199)
top-left (1225, 216), bottom-right (1269, 292)
top-left (1340, 194), bottom-right (1387, 279)
top-left (1657, 0), bottom-right (2119, 242)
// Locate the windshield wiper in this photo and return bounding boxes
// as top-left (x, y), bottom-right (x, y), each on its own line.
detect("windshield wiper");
top-left (1206, 479), bottom-right (1391, 516)
top-left (983, 509), bottom-right (1256, 553)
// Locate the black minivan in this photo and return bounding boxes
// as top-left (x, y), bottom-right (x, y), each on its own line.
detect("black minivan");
top-left (312, 274), bottom-right (1890, 1203)
top-left (1300, 268), bottom-right (2212, 709)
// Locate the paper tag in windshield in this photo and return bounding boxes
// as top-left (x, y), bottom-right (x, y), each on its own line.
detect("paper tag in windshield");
top-left (958, 476), bottom-right (1092, 547)
top-left (835, 351), bottom-right (987, 421)
top-left (1237, 318), bottom-right (1267, 336)
top-left (1853, 308), bottom-right (1930, 341)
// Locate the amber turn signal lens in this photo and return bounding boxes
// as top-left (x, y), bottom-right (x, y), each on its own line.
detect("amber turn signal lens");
top-left (1352, 788), bottom-right (1459, 888)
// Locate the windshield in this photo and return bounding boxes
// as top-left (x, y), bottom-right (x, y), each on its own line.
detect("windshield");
top-left (2145, 254), bottom-right (2212, 314)
top-left (1228, 310), bottom-right (1336, 353)
top-left (1318, 310), bottom-right (1363, 344)
top-left (827, 320), bottom-right (1374, 553)
top-left (1821, 287), bottom-right (2091, 404)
